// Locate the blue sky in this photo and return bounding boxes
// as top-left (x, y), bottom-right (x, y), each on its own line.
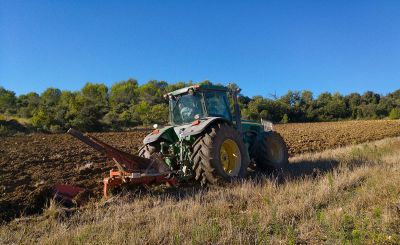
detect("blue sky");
top-left (1, 0), bottom-right (399, 97)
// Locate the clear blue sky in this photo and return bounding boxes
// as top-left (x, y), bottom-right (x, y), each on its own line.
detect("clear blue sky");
top-left (1, 0), bottom-right (399, 97)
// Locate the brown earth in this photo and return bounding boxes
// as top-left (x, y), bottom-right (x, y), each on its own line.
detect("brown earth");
top-left (1, 119), bottom-right (400, 221)
top-left (275, 119), bottom-right (400, 155)
top-left (0, 130), bottom-right (149, 222)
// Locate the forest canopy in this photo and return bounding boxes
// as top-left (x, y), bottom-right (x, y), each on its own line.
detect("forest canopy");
top-left (0, 79), bottom-right (399, 133)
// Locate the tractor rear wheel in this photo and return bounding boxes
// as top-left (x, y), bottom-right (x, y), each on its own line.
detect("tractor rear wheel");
top-left (191, 123), bottom-right (249, 185)
top-left (254, 131), bottom-right (288, 171)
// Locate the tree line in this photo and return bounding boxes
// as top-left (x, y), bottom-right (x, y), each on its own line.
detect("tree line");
top-left (0, 79), bottom-right (399, 133)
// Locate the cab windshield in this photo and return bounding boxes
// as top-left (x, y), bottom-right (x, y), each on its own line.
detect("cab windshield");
top-left (171, 93), bottom-right (205, 125)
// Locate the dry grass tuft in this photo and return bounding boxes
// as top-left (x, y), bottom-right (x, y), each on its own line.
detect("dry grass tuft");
top-left (1, 137), bottom-right (400, 244)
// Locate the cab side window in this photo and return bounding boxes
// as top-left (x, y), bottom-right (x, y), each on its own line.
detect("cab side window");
top-left (205, 92), bottom-right (231, 120)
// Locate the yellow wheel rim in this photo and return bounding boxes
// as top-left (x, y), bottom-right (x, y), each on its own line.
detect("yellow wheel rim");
top-left (220, 139), bottom-right (241, 176)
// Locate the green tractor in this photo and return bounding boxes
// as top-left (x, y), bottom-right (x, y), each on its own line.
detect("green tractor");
top-left (139, 84), bottom-right (288, 185)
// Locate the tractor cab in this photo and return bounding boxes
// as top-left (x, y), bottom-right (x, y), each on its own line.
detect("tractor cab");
top-left (167, 84), bottom-right (232, 125)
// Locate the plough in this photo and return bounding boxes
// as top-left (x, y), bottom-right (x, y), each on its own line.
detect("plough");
top-left (53, 128), bottom-right (176, 204)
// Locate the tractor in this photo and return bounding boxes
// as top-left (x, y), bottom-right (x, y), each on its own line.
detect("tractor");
top-left (138, 84), bottom-right (288, 185)
top-left (57, 84), bottom-right (289, 203)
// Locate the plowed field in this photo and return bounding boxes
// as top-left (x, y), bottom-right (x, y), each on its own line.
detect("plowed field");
top-left (1, 120), bottom-right (400, 221)
top-left (275, 120), bottom-right (400, 155)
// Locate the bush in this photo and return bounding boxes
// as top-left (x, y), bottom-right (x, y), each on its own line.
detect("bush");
top-left (31, 109), bottom-right (52, 130)
top-left (0, 119), bottom-right (27, 136)
top-left (0, 124), bottom-right (9, 136)
top-left (389, 108), bottom-right (400, 119)
top-left (102, 110), bottom-right (121, 131)
top-left (49, 125), bottom-right (63, 133)
top-left (281, 114), bottom-right (289, 123)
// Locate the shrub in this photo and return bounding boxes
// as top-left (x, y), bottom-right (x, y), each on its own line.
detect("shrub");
top-left (0, 124), bottom-right (10, 136)
top-left (49, 125), bottom-right (63, 133)
top-left (281, 114), bottom-right (289, 123)
top-left (389, 108), bottom-right (400, 119)
top-left (0, 119), bottom-right (27, 136)
top-left (31, 109), bottom-right (52, 130)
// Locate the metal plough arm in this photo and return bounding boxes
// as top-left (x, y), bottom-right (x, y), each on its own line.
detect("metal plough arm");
top-left (67, 128), bottom-right (154, 172)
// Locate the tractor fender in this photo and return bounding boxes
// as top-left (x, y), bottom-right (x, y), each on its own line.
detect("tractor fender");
top-left (143, 126), bottom-right (176, 145)
top-left (175, 117), bottom-right (232, 138)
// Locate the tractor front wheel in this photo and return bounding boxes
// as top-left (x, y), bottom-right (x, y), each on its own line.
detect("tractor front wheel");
top-left (138, 144), bottom-right (158, 158)
top-left (191, 123), bottom-right (249, 185)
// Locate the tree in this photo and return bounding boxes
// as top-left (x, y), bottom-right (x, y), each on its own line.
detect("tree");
top-left (109, 79), bottom-right (138, 108)
top-left (149, 104), bottom-right (169, 124)
top-left (138, 80), bottom-right (168, 105)
top-left (4, 79), bottom-right (400, 131)
top-left (80, 83), bottom-right (108, 105)
top-left (359, 103), bottom-right (378, 119)
top-left (346, 93), bottom-right (362, 108)
top-left (0, 87), bottom-right (17, 114)
top-left (107, 79), bottom-right (139, 128)
top-left (16, 92), bottom-right (40, 118)
top-left (280, 90), bottom-right (301, 107)
top-left (41, 88), bottom-right (61, 108)
top-left (316, 92), bottom-right (332, 108)
top-left (54, 91), bottom-right (78, 129)
top-left (361, 91), bottom-right (380, 104)
top-left (71, 83), bottom-right (109, 131)
top-left (31, 108), bottom-right (53, 130)
top-left (316, 92), bottom-right (332, 120)
top-left (345, 92), bottom-right (362, 119)
top-left (242, 96), bottom-right (286, 122)
top-left (102, 110), bottom-right (121, 130)
top-left (131, 101), bottom-right (151, 125)
top-left (300, 90), bottom-right (313, 107)
top-left (376, 97), bottom-right (394, 118)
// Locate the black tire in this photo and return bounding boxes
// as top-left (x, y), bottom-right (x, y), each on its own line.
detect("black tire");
top-left (138, 143), bottom-right (170, 173)
top-left (138, 144), bottom-right (158, 158)
top-left (191, 122), bottom-right (249, 185)
top-left (254, 131), bottom-right (288, 172)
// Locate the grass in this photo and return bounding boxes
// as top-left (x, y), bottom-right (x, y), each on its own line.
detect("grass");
top-left (0, 114), bottom-right (30, 125)
top-left (1, 137), bottom-right (400, 244)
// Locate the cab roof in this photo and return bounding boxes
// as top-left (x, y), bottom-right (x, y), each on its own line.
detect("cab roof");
top-left (166, 84), bottom-right (229, 97)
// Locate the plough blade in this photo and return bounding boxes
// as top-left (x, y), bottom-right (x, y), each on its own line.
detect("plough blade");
top-left (53, 184), bottom-right (90, 206)
top-left (103, 170), bottom-right (177, 198)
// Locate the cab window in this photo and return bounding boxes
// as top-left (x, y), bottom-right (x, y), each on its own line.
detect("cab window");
top-left (204, 92), bottom-right (231, 120)
top-left (171, 93), bottom-right (205, 125)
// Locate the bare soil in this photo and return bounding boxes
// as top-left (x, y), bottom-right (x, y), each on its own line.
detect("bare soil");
top-left (1, 119), bottom-right (400, 221)
top-left (275, 119), bottom-right (400, 155)
top-left (0, 130), bottom-right (148, 221)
